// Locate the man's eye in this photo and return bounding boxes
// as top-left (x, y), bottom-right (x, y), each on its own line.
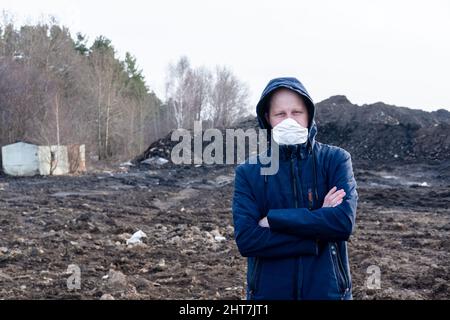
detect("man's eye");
top-left (293, 111), bottom-right (303, 114)
top-left (275, 113), bottom-right (284, 117)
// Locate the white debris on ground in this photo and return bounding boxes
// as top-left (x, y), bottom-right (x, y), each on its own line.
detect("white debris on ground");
top-left (210, 229), bottom-right (227, 242)
top-left (126, 230), bottom-right (147, 245)
top-left (119, 161), bottom-right (135, 168)
top-left (140, 157), bottom-right (169, 166)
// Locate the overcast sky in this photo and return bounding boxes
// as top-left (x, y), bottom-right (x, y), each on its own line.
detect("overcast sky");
top-left (2, 0), bottom-right (450, 112)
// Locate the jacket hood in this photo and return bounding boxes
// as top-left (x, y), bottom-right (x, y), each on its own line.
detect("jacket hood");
top-left (256, 77), bottom-right (317, 148)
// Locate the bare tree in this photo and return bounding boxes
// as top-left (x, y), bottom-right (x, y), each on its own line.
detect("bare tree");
top-left (165, 57), bottom-right (213, 129)
top-left (88, 36), bottom-right (127, 160)
top-left (165, 56), bottom-right (191, 129)
top-left (210, 66), bottom-right (250, 128)
top-left (186, 66), bottom-right (212, 128)
top-left (165, 57), bottom-right (250, 130)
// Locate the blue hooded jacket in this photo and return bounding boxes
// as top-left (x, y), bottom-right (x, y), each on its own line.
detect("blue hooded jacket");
top-left (232, 77), bottom-right (358, 300)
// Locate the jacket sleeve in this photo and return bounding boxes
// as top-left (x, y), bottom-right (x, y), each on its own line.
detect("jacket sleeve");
top-left (267, 149), bottom-right (358, 242)
top-left (232, 164), bottom-right (318, 258)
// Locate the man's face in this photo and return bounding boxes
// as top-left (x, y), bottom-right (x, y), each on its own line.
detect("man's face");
top-left (266, 88), bottom-right (309, 128)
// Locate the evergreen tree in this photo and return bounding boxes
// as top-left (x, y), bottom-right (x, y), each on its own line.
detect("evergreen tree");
top-left (74, 33), bottom-right (89, 56)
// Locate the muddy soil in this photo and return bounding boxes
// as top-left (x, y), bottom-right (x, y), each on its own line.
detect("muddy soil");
top-left (0, 162), bottom-right (449, 300)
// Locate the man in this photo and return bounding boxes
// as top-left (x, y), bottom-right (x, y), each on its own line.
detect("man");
top-left (232, 77), bottom-right (358, 300)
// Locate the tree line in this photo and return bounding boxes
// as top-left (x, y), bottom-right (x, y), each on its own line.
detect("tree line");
top-left (0, 16), bottom-right (250, 162)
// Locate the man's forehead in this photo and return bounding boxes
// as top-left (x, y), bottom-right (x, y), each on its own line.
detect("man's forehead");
top-left (269, 88), bottom-right (307, 108)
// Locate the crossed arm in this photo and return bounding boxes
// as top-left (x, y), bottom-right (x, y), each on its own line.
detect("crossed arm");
top-left (232, 150), bottom-right (358, 258)
top-left (258, 186), bottom-right (346, 228)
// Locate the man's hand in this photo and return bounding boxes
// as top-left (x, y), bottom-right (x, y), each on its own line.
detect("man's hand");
top-left (322, 186), bottom-right (346, 208)
top-left (259, 217), bottom-right (270, 228)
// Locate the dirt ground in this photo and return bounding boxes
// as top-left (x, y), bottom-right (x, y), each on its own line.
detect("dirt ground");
top-left (0, 161), bottom-right (449, 300)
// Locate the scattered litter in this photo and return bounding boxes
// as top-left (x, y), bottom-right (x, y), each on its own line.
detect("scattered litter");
top-left (141, 157), bottom-right (169, 166)
top-left (408, 181), bottom-right (431, 188)
top-left (210, 229), bottom-right (226, 242)
top-left (157, 259), bottom-right (166, 268)
top-left (126, 230), bottom-right (147, 245)
top-left (382, 175), bottom-right (399, 180)
top-left (119, 161), bottom-right (135, 168)
top-left (225, 287), bottom-right (241, 291)
top-left (213, 175), bottom-right (234, 187)
top-left (214, 236), bottom-right (226, 242)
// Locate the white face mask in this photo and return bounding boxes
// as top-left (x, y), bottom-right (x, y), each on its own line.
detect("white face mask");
top-left (272, 118), bottom-right (309, 145)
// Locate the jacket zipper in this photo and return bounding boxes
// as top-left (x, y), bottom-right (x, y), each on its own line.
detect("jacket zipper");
top-left (248, 257), bottom-right (260, 299)
top-left (335, 242), bottom-right (350, 297)
top-left (290, 157), bottom-right (298, 208)
top-left (290, 154), bottom-right (300, 300)
top-left (331, 243), bottom-right (350, 299)
top-left (308, 188), bottom-right (314, 210)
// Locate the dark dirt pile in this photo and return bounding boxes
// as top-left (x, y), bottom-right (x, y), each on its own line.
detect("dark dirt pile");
top-left (135, 97), bottom-right (450, 166)
top-left (315, 96), bottom-right (450, 162)
top-left (133, 116), bottom-right (258, 166)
